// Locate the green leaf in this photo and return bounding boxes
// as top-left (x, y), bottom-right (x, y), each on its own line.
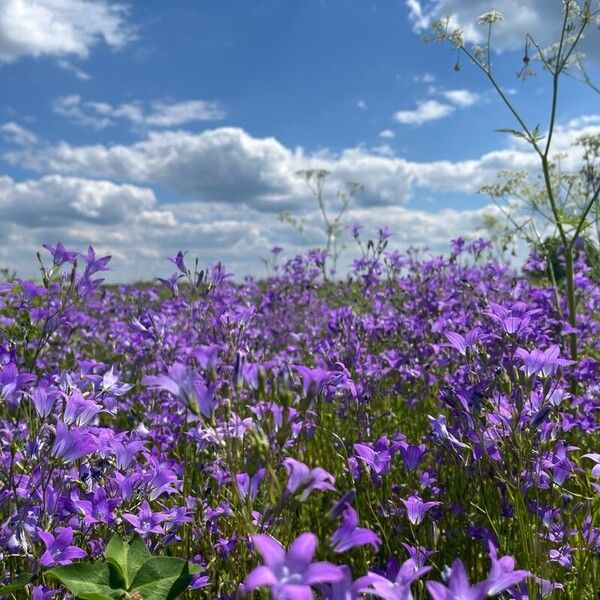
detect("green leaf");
top-left (46, 562), bottom-right (126, 599)
top-left (0, 572), bottom-right (34, 593)
top-left (130, 557), bottom-right (197, 600)
top-left (104, 534), bottom-right (151, 589)
top-left (76, 594), bottom-right (116, 600)
top-left (495, 128), bottom-right (528, 140)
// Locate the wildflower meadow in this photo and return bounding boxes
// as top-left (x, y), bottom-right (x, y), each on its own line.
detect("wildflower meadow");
top-left (0, 231), bottom-right (599, 599)
top-left (2, 1), bottom-right (600, 599)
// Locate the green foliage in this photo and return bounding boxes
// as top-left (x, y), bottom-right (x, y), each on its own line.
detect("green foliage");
top-left (47, 534), bottom-right (202, 600)
top-left (0, 572), bottom-right (34, 594)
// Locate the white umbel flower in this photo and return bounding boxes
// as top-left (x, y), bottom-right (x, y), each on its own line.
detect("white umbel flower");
top-left (478, 10), bottom-right (504, 24)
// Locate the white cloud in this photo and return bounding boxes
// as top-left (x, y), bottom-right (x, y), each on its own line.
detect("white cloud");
top-left (414, 72), bottom-right (436, 83)
top-left (3, 117), bottom-right (599, 280)
top-left (0, 0), bottom-right (133, 65)
top-left (356, 100), bottom-right (368, 110)
top-left (393, 99), bottom-right (455, 125)
top-left (405, 0), bottom-right (600, 60)
top-left (56, 59), bottom-right (91, 80)
top-left (52, 95), bottom-right (226, 129)
top-left (442, 89), bottom-right (479, 107)
top-left (379, 128), bottom-right (395, 139)
top-left (1, 122), bottom-right (38, 145)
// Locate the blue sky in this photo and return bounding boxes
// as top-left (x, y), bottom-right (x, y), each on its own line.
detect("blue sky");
top-left (1, 0), bottom-right (600, 280)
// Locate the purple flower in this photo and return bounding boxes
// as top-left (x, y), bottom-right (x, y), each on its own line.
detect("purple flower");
top-left (582, 452), bottom-right (600, 478)
top-left (51, 422), bottom-right (96, 463)
top-left (245, 532), bottom-right (344, 599)
top-left (397, 442), bottom-right (428, 472)
top-left (515, 345), bottom-right (574, 378)
top-left (72, 488), bottom-right (120, 525)
top-left (549, 545), bottom-right (572, 569)
top-left (354, 437), bottom-right (396, 477)
top-left (63, 391), bottom-right (102, 427)
top-left (426, 559), bottom-right (488, 600)
top-left (43, 242), bottom-right (78, 265)
top-left (444, 329), bottom-right (481, 356)
top-left (484, 542), bottom-right (530, 595)
top-left (401, 495), bottom-right (440, 526)
top-left (122, 500), bottom-right (169, 537)
top-left (143, 363), bottom-right (216, 418)
top-left (101, 366), bottom-right (132, 396)
top-left (361, 557), bottom-right (431, 600)
top-left (236, 469), bottom-right (266, 501)
top-left (329, 505), bottom-right (381, 553)
top-left (167, 250), bottom-right (188, 274)
top-left (294, 365), bottom-right (333, 398)
top-left (428, 415), bottom-right (469, 451)
top-left (38, 527), bottom-right (87, 567)
top-left (319, 565), bottom-right (376, 600)
top-left (284, 458), bottom-right (336, 501)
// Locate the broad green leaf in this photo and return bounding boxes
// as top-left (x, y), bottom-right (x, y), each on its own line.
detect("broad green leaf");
top-left (46, 562), bottom-right (125, 599)
top-left (0, 572), bottom-right (34, 592)
top-left (105, 534), bottom-right (151, 589)
top-left (77, 593), bottom-right (116, 600)
top-left (130, 557), bottom-right (197, 600)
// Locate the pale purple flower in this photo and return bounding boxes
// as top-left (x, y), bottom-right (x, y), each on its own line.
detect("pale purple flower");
top-left (515, 345), bottom-right (574, 378)
top-left (426, 559), bottom-right (488, 600)
top-left (361, 557), bottom-right (431, 600)
top-left (485, 542), bottom-right (530, 595)
top-left (245, 532), bottom-right (344, 599)
top-left (284, 458), bottom-right (336, 501)
top-left (401, 495), bottom-right (440, 526)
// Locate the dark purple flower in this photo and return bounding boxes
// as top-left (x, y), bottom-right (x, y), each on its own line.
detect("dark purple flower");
top-left (397, 442), bottom-right (428, 472)
top-left (245, 532), bottom-right (344, 599)
top-left (38, 527), bottom-right (87, 567)
top-left (329, 505), bottom-right (380, 553)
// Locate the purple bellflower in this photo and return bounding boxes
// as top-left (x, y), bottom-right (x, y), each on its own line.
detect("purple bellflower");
top-left (284, 458), bottom-right (336, 501)
top-left (360, 557), bottom-right (431, 600)
top-left (329, 505), bottom-right (381, 553)
top-left (122, 500), bottom-right (169, 537)
top-left (38, 527), bottom-right (87, 567)
top-left (401, 495), bottom-right (441, 526)
top-left (245, 532), bottom-right (344, 599)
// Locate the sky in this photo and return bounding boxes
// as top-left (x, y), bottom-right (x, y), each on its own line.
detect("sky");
top-left (1, 0), bottom-right (600, 281)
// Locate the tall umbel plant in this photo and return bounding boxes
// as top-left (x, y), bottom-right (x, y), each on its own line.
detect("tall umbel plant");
top-left (426, 0), bottom-right (600, 362)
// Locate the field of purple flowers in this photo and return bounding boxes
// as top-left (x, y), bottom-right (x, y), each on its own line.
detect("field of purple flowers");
top-left (1, 231), bottom-right (599, 599)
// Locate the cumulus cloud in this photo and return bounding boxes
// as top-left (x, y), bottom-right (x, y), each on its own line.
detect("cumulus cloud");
top-left (405, 0), bottom-right (600, 60)
top-left (379, 128), bottom-right (395, 139)
top-left (52, 95), bottom-right (225, 130)
top-left (393, 99), bottom-right (455, 125)
top-left (6, 121), bottom-right (595, 212)
top-left (442, 89), bottom-right (479, 107)
top-left (2, 117), bottom-right (599, 280)
top-left (0, 0), bottom-right (132, 65)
